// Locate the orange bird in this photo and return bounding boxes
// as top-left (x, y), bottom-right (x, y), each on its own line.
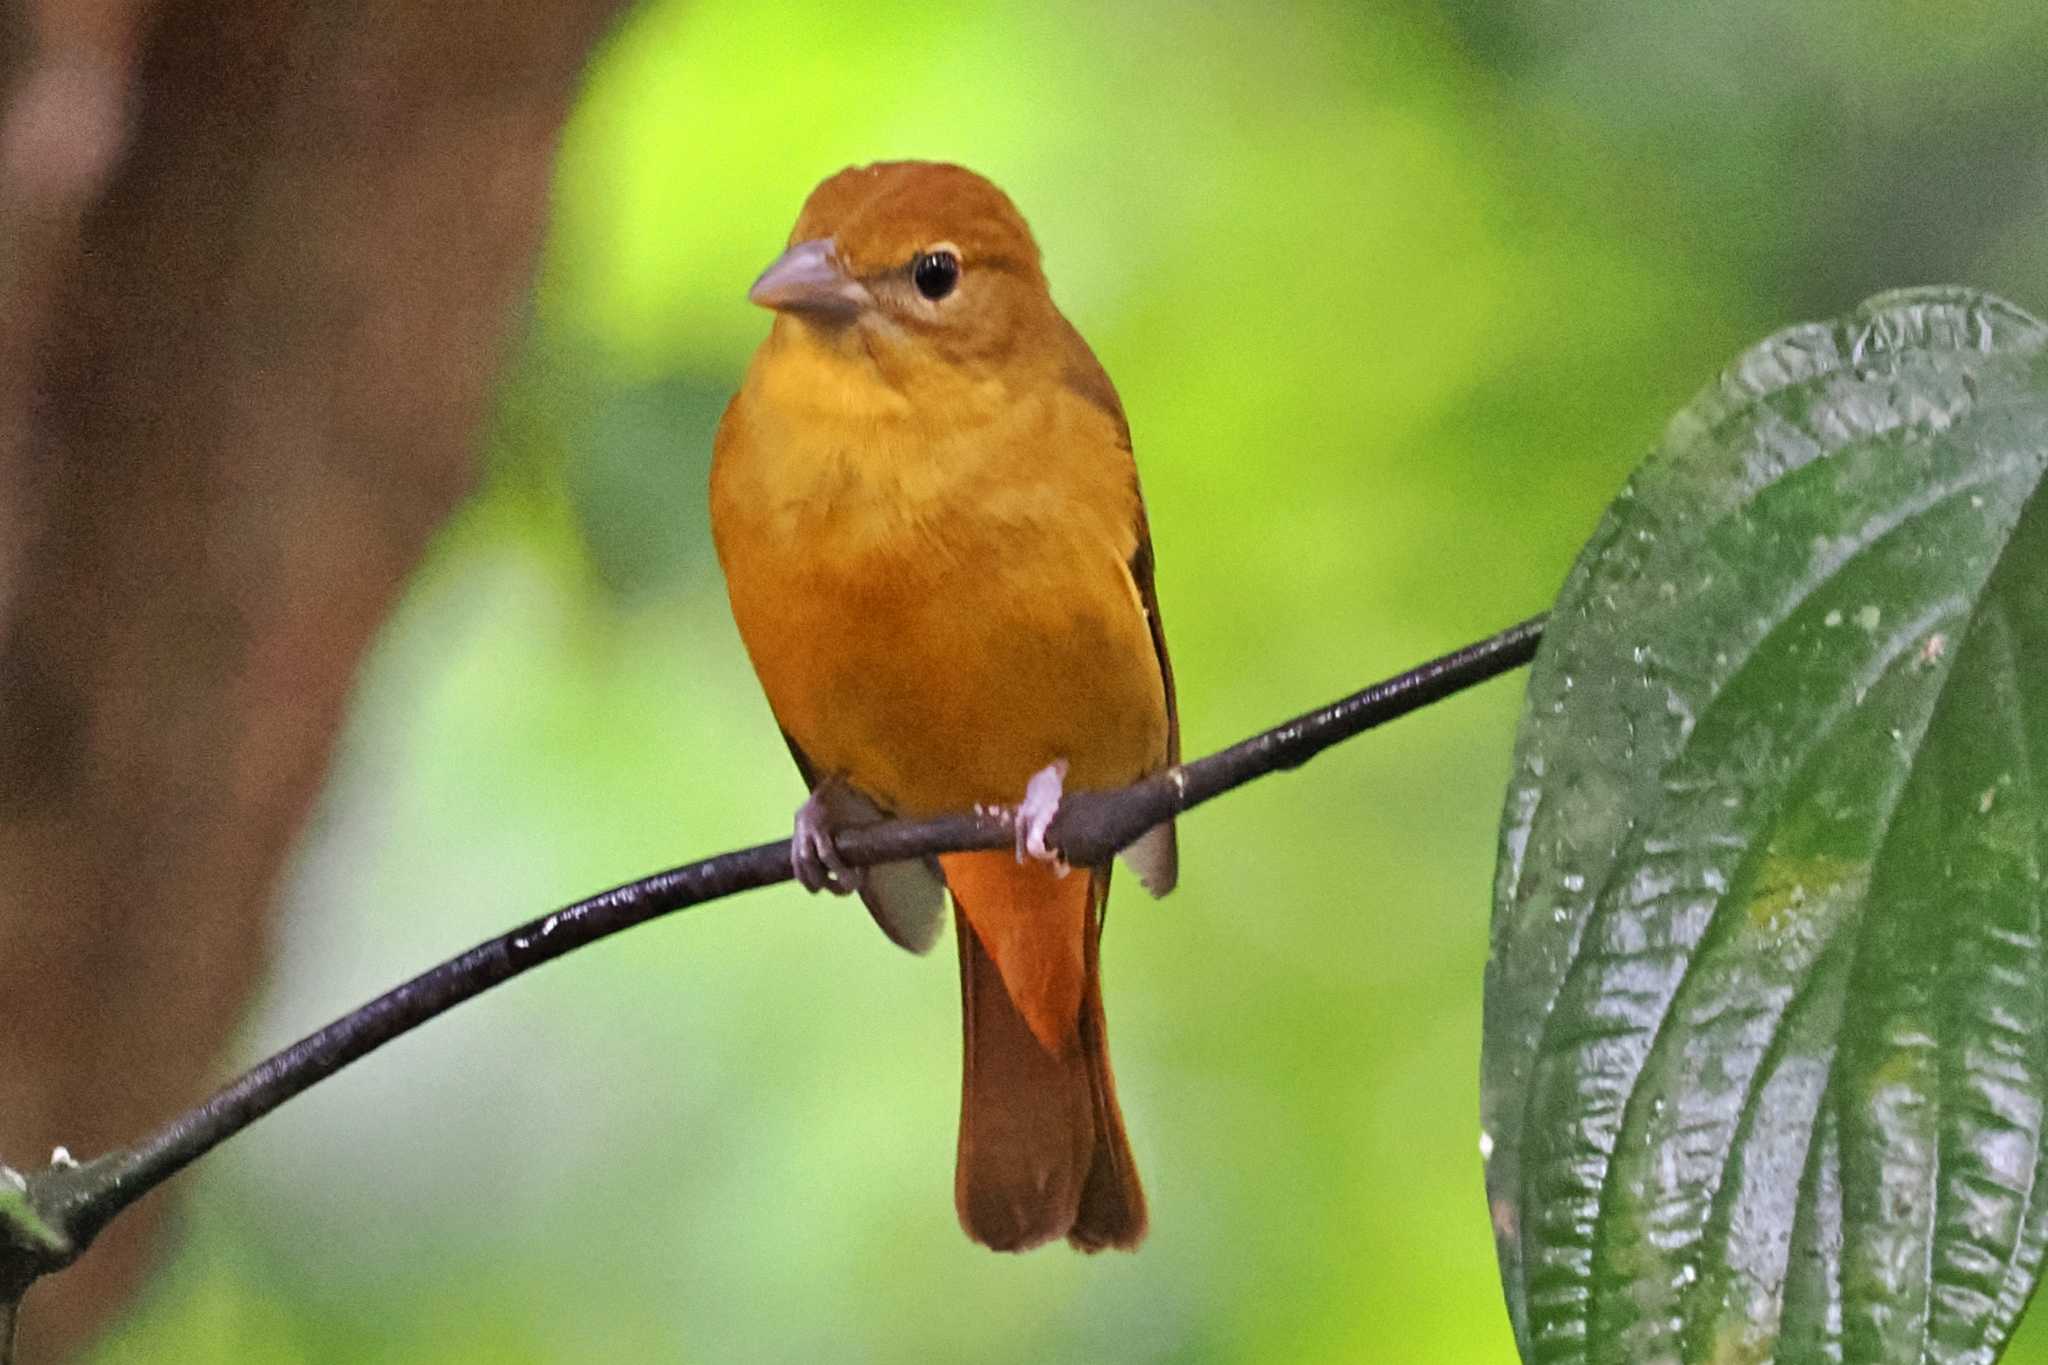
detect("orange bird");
top-left (710, 161), bottom-right (1178, 1252)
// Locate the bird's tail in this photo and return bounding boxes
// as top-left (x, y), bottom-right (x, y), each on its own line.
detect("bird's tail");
top-left (942, 852), bottom-right (1146, 1253)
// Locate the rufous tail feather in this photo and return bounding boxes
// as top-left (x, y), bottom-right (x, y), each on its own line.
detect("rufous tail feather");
top-left (944, 853), bottom-right (1146, 1252)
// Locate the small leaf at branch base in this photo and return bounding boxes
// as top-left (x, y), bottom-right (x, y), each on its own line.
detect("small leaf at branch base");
top-left (1485, 288), bottom-right (2048, 1365)
top-left (0, 1174), bottom-right (66, 1263)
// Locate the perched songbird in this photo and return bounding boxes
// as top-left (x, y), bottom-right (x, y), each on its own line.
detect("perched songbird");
top-left (710, 162), bottom-right (1178, 1252)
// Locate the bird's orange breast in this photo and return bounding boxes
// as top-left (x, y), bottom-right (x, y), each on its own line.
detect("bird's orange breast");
top-left (709, 332), bottom-right (1167, 817)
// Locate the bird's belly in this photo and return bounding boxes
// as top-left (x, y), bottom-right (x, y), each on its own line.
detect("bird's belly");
top-left (731, 541), bottom-right (1166, 817)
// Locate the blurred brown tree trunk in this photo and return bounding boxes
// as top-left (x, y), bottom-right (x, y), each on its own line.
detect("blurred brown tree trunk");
top-left (0, 1), bottom-right (626, 1356)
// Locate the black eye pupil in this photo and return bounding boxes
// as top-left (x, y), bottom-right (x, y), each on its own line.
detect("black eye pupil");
top-left (913, 251), bottom-right (960, 300)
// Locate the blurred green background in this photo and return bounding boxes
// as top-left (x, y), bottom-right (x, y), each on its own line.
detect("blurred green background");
top-left (83, 1), bottom-right (2048, 1361)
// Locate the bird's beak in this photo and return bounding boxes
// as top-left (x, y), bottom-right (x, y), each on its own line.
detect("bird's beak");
top-left (748, 237), bottom-right (871, 319)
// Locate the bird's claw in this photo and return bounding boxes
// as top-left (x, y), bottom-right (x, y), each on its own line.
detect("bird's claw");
top-left (1013, 759), bottom-right (1071, 877)
top-left (792, 790), bottom-right (862, 895)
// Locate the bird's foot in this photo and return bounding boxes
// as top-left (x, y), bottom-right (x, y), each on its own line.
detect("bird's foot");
top-left (792, 786), bottom-right (862, 895)
top-left (1013, 759), bottom-right (1071, 876)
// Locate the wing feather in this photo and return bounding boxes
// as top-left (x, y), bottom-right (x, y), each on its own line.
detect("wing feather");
top-left (782, 731), bottom-right (947, 953)
top-left (1059, 320), bottom-right (1179, 897)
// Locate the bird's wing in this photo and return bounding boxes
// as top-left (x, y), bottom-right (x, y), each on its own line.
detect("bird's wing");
top-left (1059, 320), bottom-right (1179, 897)
top-left (1117, 502), bottom-right (1179, 896)
top-left (783, 731), bottom-right (948, 953)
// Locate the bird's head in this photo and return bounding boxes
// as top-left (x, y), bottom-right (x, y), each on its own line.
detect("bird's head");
top-left (748, 161), bottom-right (1060, 374)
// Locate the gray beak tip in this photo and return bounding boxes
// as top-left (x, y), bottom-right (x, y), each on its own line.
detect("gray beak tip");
top-left (748, 237), bottom-right (870, 318)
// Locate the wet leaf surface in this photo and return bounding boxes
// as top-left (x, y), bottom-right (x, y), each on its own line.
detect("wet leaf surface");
top-left (1485, 288), bottom-right (2048, 1364)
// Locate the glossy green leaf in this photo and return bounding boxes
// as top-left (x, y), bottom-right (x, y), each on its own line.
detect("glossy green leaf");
top-left (1485, 288), bottom-right (2048, 1365)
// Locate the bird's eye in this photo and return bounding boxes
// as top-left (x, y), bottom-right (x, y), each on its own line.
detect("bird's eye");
top-left (912, 249), bottom-right (960, 301)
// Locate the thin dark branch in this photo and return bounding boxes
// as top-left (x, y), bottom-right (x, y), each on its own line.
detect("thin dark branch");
top-left (3, 612), bottom-right (1546, 1291)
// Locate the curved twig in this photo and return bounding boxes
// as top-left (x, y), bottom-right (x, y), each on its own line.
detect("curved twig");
top-left (0, 613), bottom-right (1546, 1330)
